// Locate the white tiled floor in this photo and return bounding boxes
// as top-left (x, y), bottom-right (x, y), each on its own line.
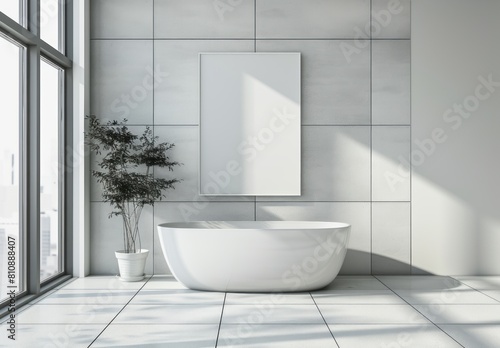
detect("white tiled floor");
top-left (2, 275), bottom-right (499, 347)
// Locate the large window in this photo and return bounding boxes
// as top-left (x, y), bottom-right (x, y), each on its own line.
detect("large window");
top-left (0, 34), bottom-right (24, 303)
top-left (40, 59), bottom-right (63, 282)
top-left (41, 0), bottom-right (64, 51)
top-left (0, 0), bottom-right (70, 310)
top-left (0, 1), bottom-right (24, 25)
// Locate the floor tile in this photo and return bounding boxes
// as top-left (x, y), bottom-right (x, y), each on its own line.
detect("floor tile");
top-left (142, 275), bottom-right (189, 290)
top-left (35, 289), bottom-right (137, 305)
top-left (16, 304), bottom-right (124, 324)
top-left (6, 276), bottom-right (499, 347)
top-left (390, 289), bottom-right (498, 305)
top-left (0, 324), bottom-right (104, 348)
top-left (91, 324), bottom-right (219, 348)
top-left (378, 275), bottom-right (498, 304)
top-left (218, 324), bottom-right (338, 348)
top-left (225, 293), bottom-right (314, 305)
top-left (482, 290), bottom-right (500, 302)
top-left (1, 304), bottom-right (33, 323)
top-left (222, 305), bottom-right (324, 324)
top-left (439, 324), bottom-right (500, 348)
top-left (62, 276), bottom-right (148, 290)
top-left (455, 276), bottom-right (500, 290)
top-left (330, 324), bottom-right (462, 348)
top-left (318, 304), bottom-right (430, 324)
top-left (414, 304), bottom-right (500, 324)
top-left (323, 276), bottom-right (389, 290)
top-left (130, 289), bottom-right (225, 305)
top-left (377, 276), bottom-right (463, 290)
top-left (312, 290), bottom-right (406, 304)
top-left (114, 304), bottom-right (222, 324)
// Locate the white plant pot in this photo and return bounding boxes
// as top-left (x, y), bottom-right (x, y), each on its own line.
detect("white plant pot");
top-left (115, 249), bottom-right (149, 282)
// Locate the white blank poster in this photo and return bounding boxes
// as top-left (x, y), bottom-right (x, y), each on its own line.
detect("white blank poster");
top-left (199, 53), bottom-right (301, 196)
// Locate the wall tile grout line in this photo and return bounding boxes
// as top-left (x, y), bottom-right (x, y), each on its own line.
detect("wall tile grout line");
top-left (252, 0), bottom-right (257, 227)
top-left (86, 124), bottom-right (415, 127)
top-left (206, 303), bottom-right (500, 308)
top-left (254, 0), bottom-right (257, 52)
top-left (214, 292), bottom-right (227, 347)
top-left (373, 275), bottom-right (466, 348)
top-left (88, 124), bottom-right (412, 127)
top-left (369, 0), bottom-right (374, 275)
top-left (306, 302), bottom-right (500, 307)
top-left (152, 0), bottom-right (156, 276)
top-left (89, 38), bottom-right (411, 41)
top-left (409, 0), bottom-right (413, 275)
top-left (91, 124), bottom-right (199, 127)
top-left (86, 275), bottom-right (153, 347)
top-left (100, 124), bottom-right (412, 127)
top-left (306, 124), bottom-right (411, 126)
top-left (254, 199), bottom-right (257, 221)
top-left (89, 200), bottom-right (412, 203)
top-left (309, 292), bottom-right (341, 347)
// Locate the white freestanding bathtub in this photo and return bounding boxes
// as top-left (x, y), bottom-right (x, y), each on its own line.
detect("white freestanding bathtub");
top-left (157, 221), bottom-right (350, 292)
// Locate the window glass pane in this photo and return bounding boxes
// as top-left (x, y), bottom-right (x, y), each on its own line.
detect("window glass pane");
top-left (40, 59), bottom-right (63, 281)
top-left (40, 0), bottom-right (63, 51)
top-left (0, 0), bottom-right (23, 25)
top-left (0, 35), bottom-right (24, 302)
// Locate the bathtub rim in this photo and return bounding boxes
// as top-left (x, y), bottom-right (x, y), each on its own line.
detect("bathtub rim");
top-left (157, 221), bottom-right (351, 230)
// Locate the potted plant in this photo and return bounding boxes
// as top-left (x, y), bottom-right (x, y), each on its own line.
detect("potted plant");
top-left (85, 115), bottom-right (181, 281)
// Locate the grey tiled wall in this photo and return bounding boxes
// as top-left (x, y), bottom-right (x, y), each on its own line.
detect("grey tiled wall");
top-left (89, 0), bottom-right (411, 275)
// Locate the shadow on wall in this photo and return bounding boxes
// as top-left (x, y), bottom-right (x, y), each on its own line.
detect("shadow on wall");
top-left (154, 249), bottom-right (432, 277)
top-left (345, 249), bottom-right (431, 276)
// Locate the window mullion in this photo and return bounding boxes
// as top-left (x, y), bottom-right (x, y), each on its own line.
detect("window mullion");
top-left (20, 39), bottom-right (28, 299)
top-left (27, 0), bottom-right (39, 37)
top-left (59, 71), bottom-right (67, 275)
top-left (0, 12), bottom-right (36, 45)
top-left (40, 41), bottom-right (72, 68)
top-left (27, 0), bottom-right (41, 295)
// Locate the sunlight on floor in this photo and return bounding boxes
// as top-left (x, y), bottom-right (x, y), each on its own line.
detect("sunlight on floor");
top-left (1, 275), bottom-right (499, 347)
